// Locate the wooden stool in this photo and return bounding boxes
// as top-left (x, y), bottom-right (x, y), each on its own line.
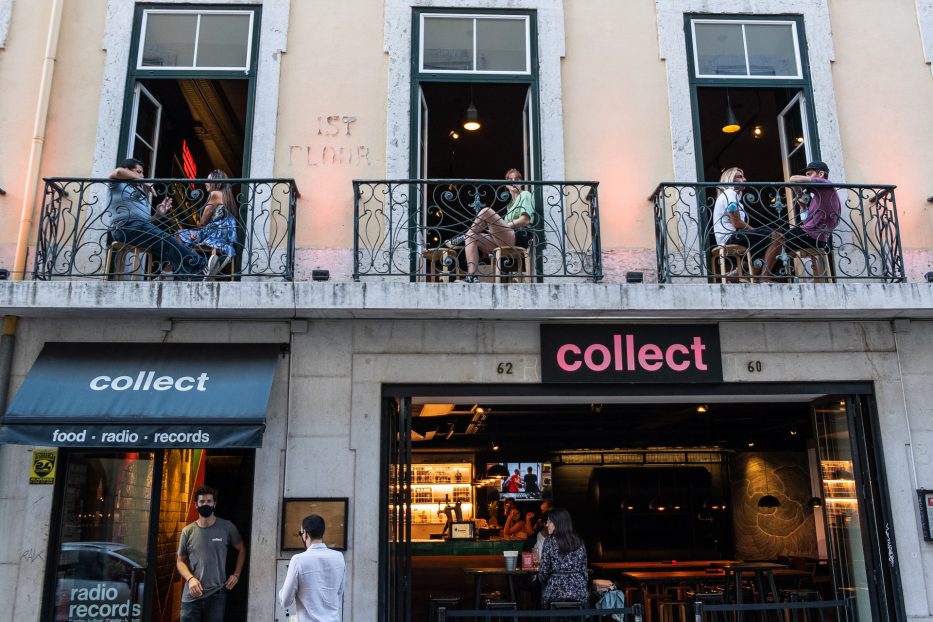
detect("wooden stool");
top-left (658, 600), bottom-right (687, 622)
top-left (792, 248), bottom-right (831, 282)
top-left (105, 241), bottom-right (151, 281)
top-left (420, 247), bottom-right (461, 283)
top-left (428, 596), bottom-right (461, 622)
top-left (492, 245), bottom-right (533, 283)
top-left (549, 601), bottom-right (584, 622)
top-left (710, 244), bottom-right (751, 283)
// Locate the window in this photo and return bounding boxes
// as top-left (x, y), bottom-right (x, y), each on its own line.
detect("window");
top-left (692, 19), bottom-right (802, 79)
top-left (420, 14), bottom-right (530, 74)
top-left (138, 10), bottom-right (254, 70)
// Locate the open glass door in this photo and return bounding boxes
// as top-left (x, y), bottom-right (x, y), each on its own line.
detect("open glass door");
top-left (381, 397), bottom-right (412, 622)
top-left (126, 83), bottom-right (162, 176)
top-left (812, 397), bottom-right (898, 622)
top-left (777, 92), bottom-right (812, 226)
top-left (522, 87), bottom-right (534, 181)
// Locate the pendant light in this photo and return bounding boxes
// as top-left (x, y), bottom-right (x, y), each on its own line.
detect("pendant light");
top-left (722, 89), bottom-right (741, 134)
top-left (463, 85), bottom-right (481, 131)
top-left (757, 462), bottom-right (781, 508)
top-left (486, 463), bottom-right (509, 479)
top-left (648, 471), bottom-right (669, 512)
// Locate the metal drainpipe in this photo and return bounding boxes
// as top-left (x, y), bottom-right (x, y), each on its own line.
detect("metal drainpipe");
top-left (12, 0), bottom-right (64, 281)
top-left (0, 317), bottom-right (17, 410)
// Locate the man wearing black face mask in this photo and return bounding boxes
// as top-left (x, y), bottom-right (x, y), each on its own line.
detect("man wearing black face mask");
top-left (176, 485), bottom-right (246, 622)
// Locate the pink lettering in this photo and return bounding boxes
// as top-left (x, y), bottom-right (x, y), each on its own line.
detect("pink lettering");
top-left (665, 344), bottom-right (690, 371)
top-left (638, 344), bottom-right (663, 371)
top-left (556, 344), bottom-right (582, 372)
top-left (584, 344), bottom-right (612, 371)
top-left (691, 337), bottom-right (708, 370)
top-left (613, 335), bottom-right (624, 371)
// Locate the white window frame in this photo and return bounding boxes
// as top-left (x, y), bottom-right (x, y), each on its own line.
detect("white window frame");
top-left (137, 9), bottom-right (255, 71)
top-left (691, 19), bottom-right (803, 80)
top-left (418, 13), bottom-right (531, 75)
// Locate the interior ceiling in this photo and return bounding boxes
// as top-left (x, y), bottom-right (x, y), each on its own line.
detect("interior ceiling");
top-left (411, 399), bottom-right (819, 454)
top-left (178, 79), bottom-right (246, 175)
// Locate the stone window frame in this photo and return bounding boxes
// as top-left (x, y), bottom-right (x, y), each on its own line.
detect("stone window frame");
top-left (657, 0), bottom-right (845, 183)
top-left (384, 0), bottom-right (565, 180)
top-left (92, 0), bottom-right (290, 179)
top-left (0, 0), bottom-right (11, 48)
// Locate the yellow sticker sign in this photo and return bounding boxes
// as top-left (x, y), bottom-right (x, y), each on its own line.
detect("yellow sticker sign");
top-left (30, 449), bottom-right (57, 484)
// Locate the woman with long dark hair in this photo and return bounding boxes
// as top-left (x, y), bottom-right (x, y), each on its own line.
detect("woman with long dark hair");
top-left (176, 169), bottom-right (238, 275)
top-left (537, 507), bottom-right (588, 607)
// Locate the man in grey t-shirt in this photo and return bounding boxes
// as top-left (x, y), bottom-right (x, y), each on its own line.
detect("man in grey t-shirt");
top-left (176, 485), bottom-right (246, 622)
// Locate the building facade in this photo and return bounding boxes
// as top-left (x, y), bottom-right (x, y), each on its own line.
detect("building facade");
top-left (0, 1), bottom-right (932, 622)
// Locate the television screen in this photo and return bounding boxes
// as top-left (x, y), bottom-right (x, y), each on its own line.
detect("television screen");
top-left (487, 462), bottom-right (551, 499)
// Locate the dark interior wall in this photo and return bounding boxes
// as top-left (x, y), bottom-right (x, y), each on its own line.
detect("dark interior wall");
top-left (553, 464), bottom-right (732, 561)
top-left (731, 452), bottom-right (818, 560)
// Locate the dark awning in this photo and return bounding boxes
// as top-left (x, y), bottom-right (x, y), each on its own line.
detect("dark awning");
top-left (0, 342), bottom-right (280, 448)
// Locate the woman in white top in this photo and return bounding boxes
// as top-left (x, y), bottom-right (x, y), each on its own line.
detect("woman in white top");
top-left (711, 167), bottom-right (771, 274)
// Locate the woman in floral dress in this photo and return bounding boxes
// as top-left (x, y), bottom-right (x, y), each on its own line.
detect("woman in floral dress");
top-left (537, 507), bottom-right (588, 607)
top-left (176, 169), bottom-right (238, 273)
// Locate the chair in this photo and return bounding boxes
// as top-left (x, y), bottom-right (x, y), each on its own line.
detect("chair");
top-left (658, 599), bottom-right (687, 622)
top-left (105, 241), bottom-right (152, 281)
top-left (428, 596), bottom-right (461, 622)
top-left (195, 245), bottom-right (235, 281)
top-left (549, 600), bottom-right (584, 622)
top-left (491, 244), bottom-right (534, 283)
top-left (710, 244), bottom-right (752, 283)
top-left (792, 248), bottom-right (832, 283)
top-left (420, 247), bottom-right (461, 283)
top-left (485, 599), bottom-right (518, 622)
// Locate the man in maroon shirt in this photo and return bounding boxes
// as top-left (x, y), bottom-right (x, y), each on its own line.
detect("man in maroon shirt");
top-left (763, 161), bottom-right (841, 279)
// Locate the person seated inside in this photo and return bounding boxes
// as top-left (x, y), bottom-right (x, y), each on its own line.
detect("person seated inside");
top-left (762, 161), bottom-right (841, 280)
top-left (503, 507), bottom-right (535, 540)
top-left (711, 166), bottom-right (772, 278)
top-left (107, 158), bottom-right (208, 279)
top-left (445, 168), bottom-right (535, 282)
top-left (175, 169), bottom-right (238, 276)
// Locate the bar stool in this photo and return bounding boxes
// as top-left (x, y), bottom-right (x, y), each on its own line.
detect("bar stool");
top-left (428, 596), bottom-right (461, 622)
top-left (105, 241), bottom-right (151, 281)
top-left (658, 599), bottom-right (687, 622)
top-left (420, 247), bottom-right (461, 282)
top-left (491, 245), bottom-right (533, 283)
top-left (710, 244), bottom-right (751, 283)
top-left (549, 600), bottom-right (584, 622)
top-left (687, 592), bottom-right (725, 622)
top-left (792, 248), bottom-right (831, 282)
top-left (485, 600), bottom-right (518, 622)
top-left (780, 590), bottom-right (824, 622)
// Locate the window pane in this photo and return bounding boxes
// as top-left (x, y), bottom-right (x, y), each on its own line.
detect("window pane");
top-left (54, 452), bottom-right (154, 622)
top-left (197, 13), bottom-right (251, 68)
top-left (423, 17), bottom-right (473, 70)
top-left (141, 13), bottom-right (197, 67)
top-left (745, 24), bottom-right (798, 76)
top-left (694, 22), bottom-right (746, 76)
top-left (476, 18), bottom-right (526, 72)
top-left (135, 94), bottom-right (159, 149)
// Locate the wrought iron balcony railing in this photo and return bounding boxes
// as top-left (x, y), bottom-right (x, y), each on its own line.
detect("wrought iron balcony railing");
top-left (353, 179), bottom-right (602, 282)
top-left (652, 181), bottom-right (904, 283)
top-left (33, 177), bottom-right (298, 280)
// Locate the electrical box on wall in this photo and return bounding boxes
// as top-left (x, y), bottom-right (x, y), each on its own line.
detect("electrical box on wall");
top-left (917, 489), bottom-right (933, 541)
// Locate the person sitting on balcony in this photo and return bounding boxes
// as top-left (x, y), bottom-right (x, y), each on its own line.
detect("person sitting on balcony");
top-left (711, 166), bottom-right (772, 277)
top-left (762, 161), bottom-right (841, 280)
top-left (445, 168), bottom-right (535, 283)
top-left (175, 169), bottom-right (238, 275)
top-left (107, 158), bottom-right (210, 279)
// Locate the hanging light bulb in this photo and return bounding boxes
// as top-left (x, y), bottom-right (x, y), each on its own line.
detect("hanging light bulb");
top-left (757, 461), bottom-right (782, 509)
top-left (463, 85), bottom-right (481, 131)
top-left (722, 90), bottom-right (741, 134)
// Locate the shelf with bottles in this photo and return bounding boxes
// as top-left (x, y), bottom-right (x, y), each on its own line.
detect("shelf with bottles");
top-left (410, 502), bottom-right (475, 524)
top-left (411, 464), bottom-right (472, 484)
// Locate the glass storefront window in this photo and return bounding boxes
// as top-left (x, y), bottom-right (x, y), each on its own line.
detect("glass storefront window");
top-left (54, 452), bottom-right (154, 622)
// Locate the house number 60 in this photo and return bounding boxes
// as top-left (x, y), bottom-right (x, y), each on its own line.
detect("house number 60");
top-left (747, 361), bottom-right (763, 373)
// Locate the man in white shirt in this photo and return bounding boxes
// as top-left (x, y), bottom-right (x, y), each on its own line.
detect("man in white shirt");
top-left (279, 514), bottom-right (346, 622)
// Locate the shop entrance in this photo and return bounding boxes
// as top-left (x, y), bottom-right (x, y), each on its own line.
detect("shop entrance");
top-left (44, 449), bottom-right (254, 622)
top-left (380, 384), bottom-right (902, 622)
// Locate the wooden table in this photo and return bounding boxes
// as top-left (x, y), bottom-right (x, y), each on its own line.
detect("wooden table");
top-left (593, 560), bottom-right (738, 574)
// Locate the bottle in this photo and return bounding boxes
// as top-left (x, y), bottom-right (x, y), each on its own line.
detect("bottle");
top-left (726, 201), bottom-right (739, 214)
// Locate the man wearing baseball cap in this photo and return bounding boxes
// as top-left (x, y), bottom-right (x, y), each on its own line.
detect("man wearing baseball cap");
top-left (762, 160), bottom-right (841, 279)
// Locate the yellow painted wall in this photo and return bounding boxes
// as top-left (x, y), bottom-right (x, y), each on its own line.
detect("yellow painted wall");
top-left (0, 0), bottom-right (106, 264)
top-left (829, 0), bottom-right (933, 249)
top-left (562, 0), bottom-right (673, 250)
top-left (274, 0), bottom-right (388, 249)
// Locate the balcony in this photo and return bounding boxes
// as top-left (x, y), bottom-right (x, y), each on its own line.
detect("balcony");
top-left (353, 179), bottom-right (602, 283)
top-left (652, 181), bottom-right (904, 284)
top-left (33, 177), bottom-right (298, 280)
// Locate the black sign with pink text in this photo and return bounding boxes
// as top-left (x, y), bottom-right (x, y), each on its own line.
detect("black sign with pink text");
top-left (540, 324), bottom-right (722, 383)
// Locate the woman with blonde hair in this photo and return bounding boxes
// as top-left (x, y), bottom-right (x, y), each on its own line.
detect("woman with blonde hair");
top-left (711, 166), bottom-right (771, 275)
top-left (446, 168), bottom-right (535, 282)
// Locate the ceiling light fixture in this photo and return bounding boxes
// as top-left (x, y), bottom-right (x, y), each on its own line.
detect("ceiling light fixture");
top-left (463, 85), bottom-right (481, 131)
top-left (722, 89), bottom-right (741, 134)
top-left (696, 404), bottom-right (708, 413)
top-left (757, 461), bottom-right (782, 509)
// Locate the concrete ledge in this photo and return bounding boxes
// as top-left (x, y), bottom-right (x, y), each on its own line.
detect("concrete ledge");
top-left (0, 281), bottom-right (930, 320)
